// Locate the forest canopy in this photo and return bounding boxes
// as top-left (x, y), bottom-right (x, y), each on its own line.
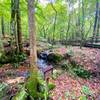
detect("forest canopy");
top-left (0, 0), bottom-right (99, 43)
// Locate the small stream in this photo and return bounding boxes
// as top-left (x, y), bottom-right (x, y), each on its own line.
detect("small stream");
top-left (37, 50), bottom-right (49, 67)
top-left (17, 50), bottom-right (53, 78)
top-left (37, 50), bottom-right (53, 74)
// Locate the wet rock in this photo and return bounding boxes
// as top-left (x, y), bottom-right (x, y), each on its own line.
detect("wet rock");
top-left (38, 52), bottom-right (48, 60)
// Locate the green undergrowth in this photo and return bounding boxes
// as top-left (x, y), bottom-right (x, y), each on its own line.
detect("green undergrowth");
top-left (0, 52), bottom-right (27, 68)
top-left (61, 60), bottom-right (91, 79)
top-left (48, 83), bottom-right (56, 91)
top-left (13, 70), bottom-right (55, 100)
top-left (62, 85), bottom-right (94, 100)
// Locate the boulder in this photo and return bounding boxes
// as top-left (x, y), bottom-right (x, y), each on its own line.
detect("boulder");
top-left (47, 53), bottom-right (63, 64)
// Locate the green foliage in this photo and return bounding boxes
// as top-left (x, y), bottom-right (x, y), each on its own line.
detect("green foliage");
top-left (64, 88), bottom-right (93, 100)
top-left (13, 70), bottom-right (48, 100)
top-left (65, 90), bottom-right (70, 99)
top-left (25, 70), bottom-right (49, 99)
top-left (11, 53), bottom-right (27, 68)
top-left (48, 83), bottom-right (56, 91)
top-left (26, 70), bottom-right (42, 98)
top-left (61, 61), bottom-right (69, 70)
top-left (0, 83), bottom-right (9, 99)
top-left (0, 52), bottom-right (27, 67)
top-left (0, 0), bottom-right (97, 42)
top-left (13, 88), bottom-right (28, 100)
top-left (0, 64), bottom-right (2, 67)
top-left (73, 67), bottom-right (91, 79)
top-left (82, 85), bottom-right (91, 95)
top-left (61, 60), bottom-right (91, 79)
top-left (67, 49), bottom-right (74, 57)
top-left (24, 70), bottom-right (55, 100)
top-left (79, 96), bottom-right (87, 100)
top-left (14, 53), bottom-right (27, 62)
top-left (0, 54), bottom-right (9, 64)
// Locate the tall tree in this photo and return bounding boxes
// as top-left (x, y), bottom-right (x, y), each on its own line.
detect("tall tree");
top-left (28, 0), bottom-right (37, 68)
top-left (10, 0), bottom-right (23, 53)
top-left (95, 0), bottom-right (100, 42)
top-left (10, 0), bottom-right (16, 54)
top-left (80, 0), bottom-right (85, 48)
top-left (1, 16), bottom-right (5, 37)
top-left (16, 0), bottom-right (23, 52)
top-left (51, 2), bottom-right (57, 44)
top-left (26, 1), bottom-right (44, 99)
top-left (92, 0), bottom-right (99, 43)
top-left (65, 0), bottom-right (71, 44)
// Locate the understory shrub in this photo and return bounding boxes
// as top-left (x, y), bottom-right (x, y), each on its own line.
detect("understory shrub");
top-left (73, 67), bottom-right (91, 79)
top-left (61, 61), bottom-right (91, 79)
top-left (64, 86), bottom-right (94, 100)
top-left (0, 52), bottom-right (27, 67)
top-left (0, 83), bottom-right (9, 99)
top-left (61, 61), bottom-right (70, 70)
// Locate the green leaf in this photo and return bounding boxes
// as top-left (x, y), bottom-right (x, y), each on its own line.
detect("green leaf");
top-left (13, 88), bottom-right (28, 100)
top-left (79, 96), bottom-right (87, 100)
top-left (82, 85), bottom-right (91, 95)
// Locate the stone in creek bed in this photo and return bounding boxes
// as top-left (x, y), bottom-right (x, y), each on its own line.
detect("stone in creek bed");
top-left (42, 65), bottom-right (53, 79)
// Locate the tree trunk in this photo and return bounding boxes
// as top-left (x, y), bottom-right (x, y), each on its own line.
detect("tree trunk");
top-left (10, 0), bottom-right (16, 36)
top-left (95, 1), bottom-right (100, 42)
top-left (10, 0), bottom-right (17, 54)
top-left (65, 0), bottom-right (71, 45)
top-left (66, 14), bottom-right (71, 44)
top-left (51, 3), bottom-right (57, 44)
top-left (28, 0), bottom-right (37, 68)
top-left (80, 0), bottom-right (85, 49)
top-left (16, 0), bottom-right (23, 52)
top-left (26, 1), bottom-right (40, 99)
top-left (92, 0), bottom-right (99, 43)
top-left (1, 16), bottom-right (5, 37)
top-left (10, 0), bottom-right (23, 53)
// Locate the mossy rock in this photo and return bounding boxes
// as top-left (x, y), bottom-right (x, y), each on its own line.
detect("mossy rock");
top-left (47, 53), bottom-right (63, 64)
top-left (26, 71), bottom-right (43, 98)
top-left (25, 70), bottom-right (48, 99)
top-left (13, 69), bottom-right (49, 100)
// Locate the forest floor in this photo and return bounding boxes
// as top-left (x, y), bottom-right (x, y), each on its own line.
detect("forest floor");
top-left (50, 47), bottom-right (100, 100)
top-left (0, 45), bottom-right (100, 100)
